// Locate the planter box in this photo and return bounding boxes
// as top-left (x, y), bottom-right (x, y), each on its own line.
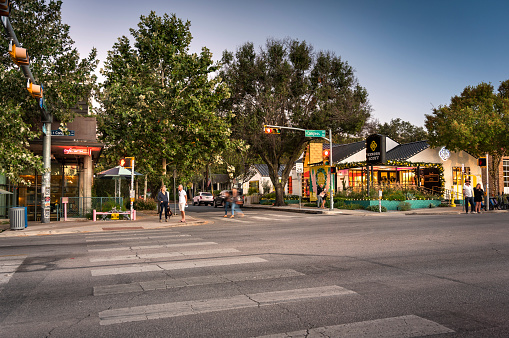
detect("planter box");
top-left (259, 199), bottom-right (300, 205)
top-left (343, 199), bottom-right (441, 210)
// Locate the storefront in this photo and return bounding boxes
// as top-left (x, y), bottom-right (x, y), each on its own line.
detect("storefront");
top-left (1, 111), bottom-right (103, 221)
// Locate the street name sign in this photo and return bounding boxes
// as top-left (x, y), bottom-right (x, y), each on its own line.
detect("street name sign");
top-left (305, 130), bottom-right (326, 138)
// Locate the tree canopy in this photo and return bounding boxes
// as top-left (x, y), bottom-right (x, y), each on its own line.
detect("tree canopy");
top-left (220, 38), bottom-right (371, 205)
top-left (374, 118), bottom-right (428, 144)
top-left (0, 0), bottom-right (98, 183)
top-left (98, 12), bottom-right (231, 185)
top-left (425, 81), bottom-right (509, 194)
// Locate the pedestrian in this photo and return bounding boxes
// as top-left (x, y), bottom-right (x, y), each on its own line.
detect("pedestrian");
top-left (321, 187), bottom-right (327, 208)
top-left (463, 179), bottom-right (475, 214)
top-left (473, 183), bottom-right (484, 213)
top-left (157, 185), bottom-right (169, 222)
top-left (178, 184), bottom-right (188, 222)
top-left (223, 191), bottom-right (231, 218)
top-left (230, 188), bottom-right (244, 218)
top-left (316, 184), bottom-right (323, 208)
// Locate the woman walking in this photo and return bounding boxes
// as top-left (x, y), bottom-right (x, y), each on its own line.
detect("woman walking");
top-left (230, 188), bottom-right (244, 218)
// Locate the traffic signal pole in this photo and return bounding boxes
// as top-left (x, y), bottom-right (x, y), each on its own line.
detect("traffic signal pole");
top-left (2, 15), bottom-right (53, 223)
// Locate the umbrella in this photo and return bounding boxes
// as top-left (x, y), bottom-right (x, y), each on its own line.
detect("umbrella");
top-left (96, 166), bottom-right (143, 198)
top-left (0, 188), bottom-right (13, 195)
top-left (97, 166), bottom-right (143, 179)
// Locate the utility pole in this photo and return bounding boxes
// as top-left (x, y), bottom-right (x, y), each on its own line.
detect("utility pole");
top-left (2, 15), bottom-right (53, 223)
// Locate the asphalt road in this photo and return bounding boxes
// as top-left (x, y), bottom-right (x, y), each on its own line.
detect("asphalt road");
top-left (0, 206), bottom-right (508, 337)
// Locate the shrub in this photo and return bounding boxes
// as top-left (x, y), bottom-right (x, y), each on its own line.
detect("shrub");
top-left (304, 203), bottom-right (317, 207)
top-left (134, 198), bottom-right (157, 210)
top-left (339, 203), bottom-right (365, 210)
top-left (102, 200), bottom-right (123, 212)
top-left (262, 192), bottom-right (276, 199)
top-left (365, 205), bottom-right (387, 212)
top-left (260, 200), bottom-right (273, 205)
top-left (428, 203), bottom-right (437, 208)
top-left (438, 203), bottom-right (451, 207)
top-left (284, 195), bottom-right (300, 200)
top-left (397, 201), bottom-right (412, 211)
top-left (247, 187), bottom-right (259, 195)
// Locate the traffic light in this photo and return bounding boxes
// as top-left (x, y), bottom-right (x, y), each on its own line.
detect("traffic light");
top-left (120, 157), bottom-right (134, 168)
top-left (330, 167), bottom-right (336, 173)
top-left (27, 80), bottom-right (43, 99)
top-left (264, 126), bottom-right (281, 134)
top-left (0, 0), bottom-right (9, 16)
top-left (478, 158), bottom-right (487, 167)
top-left (322, 149), bottom-right (330, 165)
top-left (8, 41), bottom-right (29, 66)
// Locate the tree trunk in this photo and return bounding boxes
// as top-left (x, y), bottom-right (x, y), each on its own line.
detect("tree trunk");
top-left (144, 175), bottom-right (148, 201)
top-left (275, 183), bottom-right (285, 206)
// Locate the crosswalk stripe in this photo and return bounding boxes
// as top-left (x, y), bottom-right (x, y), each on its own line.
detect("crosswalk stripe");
top-left (94, 269), bottom-right (305, 296)
top-left (86, 234), bottom-right (191, 242)
top-left (99, 285), bottom-right (355, 325)
top-left (91, 256), bottom-right (267, 276)
top-left (85, 230), bottom-right (180, 237)
top-left (0, 255), bottom-right (27, 293)
top-left (254, 315), bottom-right (455, 338)
top-left (89, 248), bottom-right (240, 262)
top-left (87, 241), bottom-right (217, 252)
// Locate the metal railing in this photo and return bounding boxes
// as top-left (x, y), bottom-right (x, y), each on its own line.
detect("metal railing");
top-left (60, 197), bottom-right (124, 218)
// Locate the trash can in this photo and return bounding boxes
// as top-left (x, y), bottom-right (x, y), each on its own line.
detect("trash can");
top-left (9, 207), bottom-right (27, 230)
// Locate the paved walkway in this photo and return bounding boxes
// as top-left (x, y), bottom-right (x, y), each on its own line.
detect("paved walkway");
top-left (1, 204), bottom-right (503, 238)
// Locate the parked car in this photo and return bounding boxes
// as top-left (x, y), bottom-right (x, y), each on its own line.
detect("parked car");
top-left (192, 192), bottom-right (214, 206)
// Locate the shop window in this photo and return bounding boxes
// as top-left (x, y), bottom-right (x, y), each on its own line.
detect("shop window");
top-left (249, 180), bottom-right (259, 194)
top-left (399, 170), bottom-right (415, 186)
top-left (452, 167), bottom-right (470, 185)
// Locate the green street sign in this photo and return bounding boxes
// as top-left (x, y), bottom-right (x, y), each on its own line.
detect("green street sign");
top-left (305, 130), bottom-right (326, 138)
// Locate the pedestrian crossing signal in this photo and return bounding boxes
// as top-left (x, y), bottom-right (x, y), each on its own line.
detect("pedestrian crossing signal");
top-left (264, 126), bottom-right (281, 134)
top-left (119, 157), bottom-right (133, 168)
top-left (478, 158), bottom-right (486, 167)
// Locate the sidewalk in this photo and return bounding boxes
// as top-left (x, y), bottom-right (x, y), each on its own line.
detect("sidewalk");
top-left (0, 211), bottom-right (206, 238)
top-left (1, 205), bottom-right (503, 238)
top-left (243, 203), bottom-right (467, 216)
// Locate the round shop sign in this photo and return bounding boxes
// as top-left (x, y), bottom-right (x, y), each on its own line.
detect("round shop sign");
top-left (438, 147), bottom-right (450, 161)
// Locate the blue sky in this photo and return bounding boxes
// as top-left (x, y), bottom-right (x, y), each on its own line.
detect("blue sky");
top-left (61, 0), bottom-right (509, 127)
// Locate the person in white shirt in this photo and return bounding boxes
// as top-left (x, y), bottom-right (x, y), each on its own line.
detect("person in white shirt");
top-left (178, 184), bottom-right (188, 222)
top-left (463, 180), bottom-right (474, 214)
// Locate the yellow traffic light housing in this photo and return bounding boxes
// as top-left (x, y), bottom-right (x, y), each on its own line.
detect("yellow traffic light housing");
top-left (264, 125), bottom-right (281, 134)
top-left (27, 80), bottom-right (43, 99)
top-left (8, 41), bottom-right (29, 66)
top-left (0, 0), bottom-right (9, 16)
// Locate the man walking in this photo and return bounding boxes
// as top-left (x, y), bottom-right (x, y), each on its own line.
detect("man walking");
top-left (316, 184), bottom-right (323, 208)
top-left (463, 179), bottom-right (475, 214)
top-left (157, 185), bottom-right (169, 222)
top-left (178, 184), bottom-right (188, 223)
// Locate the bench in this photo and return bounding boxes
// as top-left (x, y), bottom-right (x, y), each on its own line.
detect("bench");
top-left (93, 209), bottom-right (136, 221)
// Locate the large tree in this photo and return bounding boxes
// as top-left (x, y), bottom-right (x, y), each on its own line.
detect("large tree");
top-left (0, 0), bottom-right (97, 183)
top-left (220, 39), bottom-right (371, 205)
top-left (425, 81), bottom-right (509, 195)
top-left (98, 12), bottom-right (231, 185)
top-left (375, 118), bottom-right (428, 143)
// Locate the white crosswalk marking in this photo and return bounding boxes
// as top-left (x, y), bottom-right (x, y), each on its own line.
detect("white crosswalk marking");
top-left (89, 248), bottom-right (240, 262)
top-left (86, 234), bottom-right (191, 242)
top-left (254, 315), bottom-right (455, 338)
top-left (0, 255), bottom-right (27, 293)
top-left (91, 256), bottom-right (267, 276)
top-left (99, 285), bottom-right (356, 325)
top-left (87, 241), bottom-right (217, 252)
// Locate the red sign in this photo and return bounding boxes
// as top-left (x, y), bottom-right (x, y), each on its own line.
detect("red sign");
top-left (63, 147), bottom-right (91, 156)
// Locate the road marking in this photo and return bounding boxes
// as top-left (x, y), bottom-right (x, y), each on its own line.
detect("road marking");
top-left (85, 229), bottom-right (181, 237)
top-left (99, 285), bottom-right (355, 325)
top-left (94, 269), bottom-right (305, 296)
top-left (255, 315), bottom-right (454, 337)
top-left (90, 248), bottom-right (240, 262)
top-left (87, 241), bottom-right (218, 252)
top-left (91, 256), bottom-right (267, 276)
top-left (0, 255), bottom-right (27, 293)
top-left (86, 234), bottom-right (191, 242)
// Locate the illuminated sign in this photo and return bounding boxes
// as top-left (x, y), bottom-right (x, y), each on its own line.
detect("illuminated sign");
top-left (366, 134), bottom-right (386, 164)
top-left (63, 147), bottom-right (91, 156)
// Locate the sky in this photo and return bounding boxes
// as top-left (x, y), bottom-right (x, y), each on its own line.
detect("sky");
top-left (61, 0), bottom-right (509, 128)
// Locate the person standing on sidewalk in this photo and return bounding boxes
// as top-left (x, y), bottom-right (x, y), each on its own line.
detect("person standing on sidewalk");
top-left (316, 184), bottom-right (323, 208)
top-left (157, 185), bottom-right (169, 222)
top-left (463, 180), bottom-right (475, 214)
top-left (473, 183), bottom-right (484, 213)
top-left (178, 184), bottom-right (188, 223)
